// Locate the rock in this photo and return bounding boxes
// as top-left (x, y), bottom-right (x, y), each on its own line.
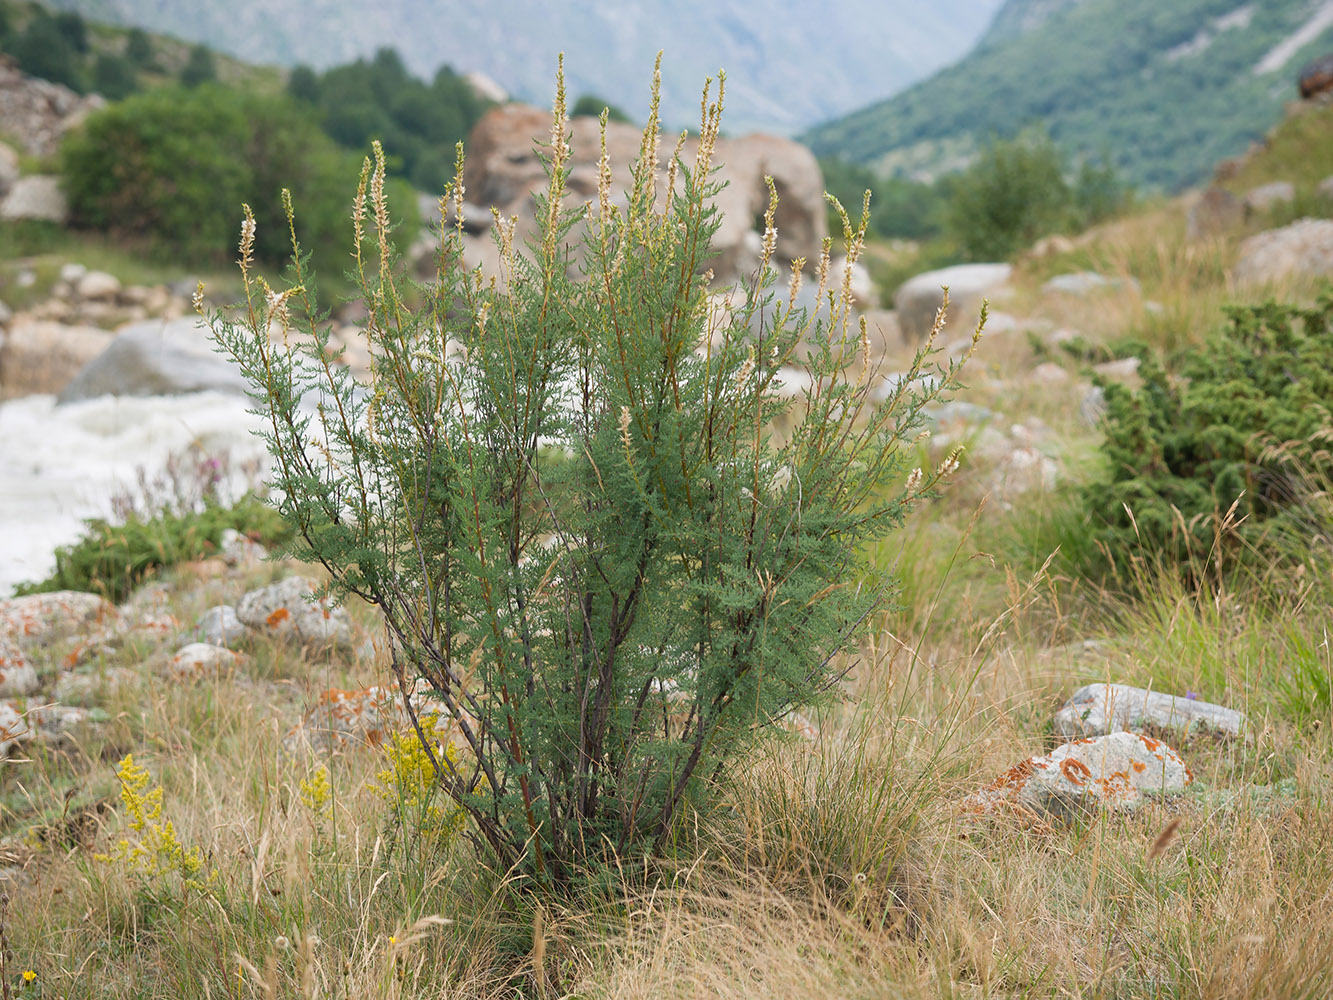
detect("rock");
top-left (990, 447), bottom-right (1058, 499)
top-left (236, 577), bottom-right (353, 649)
top-left (829, 256), bottom-right (876, 307)
top-left (0, 591), bottom-right (119, 647)
top-left (0, 299), bottom-right (11, 327)
top-left (1244, 181), bottom-right (1295, 213)
top-left (857, 309), bottom-right (903, 360)
top-left (54, 666), bottom-right (135, 702)
top-left (0, 701), bottom-right (25, 757)
top-left (1042, 271), bottom-right (1139, 296)
top-left (1299, 52), bottom-right (1333, 99)
top-left (116, 582), bottom-right (178, 637)
top-left (56, 316), bottom-right (247, 404)
top-left (924, 401), bottom-right (995, 429)
top-left (1079, 384), bottom-right (1107, 426)
top-left (963, 732), bottom-right (1193, 820)
top-left (168, 642), bottom-right (245, 681)
top-left (282, 680), bottom-right (452, 755)
top-left (0, 634), bottom-right (36, 696)
top-left (196, 605), bottom-right (247, 647)
top-left (1092, 357), bottom-right (1141, 381)
top-left (220, 528), bottom-right (267, 567)
top-left (0, 57), bottom-right (105, 157)
top-left (1186, 187), bottom-right (1243, 240)
top-left (460, 104), bottom-right (827, 288)
top-left (1234, 218), bottom-right (1333, 285)
top-left (1054, 683), bottom-right (1246, 740)
top-left (1030, 362), bottom-right (1070, 385)
top-left (894, 263), bottom-right (1011, 342)
top-left (75, 270), bottom-right (122, 302)
top-left (0, 142), bottom-right (17, 196)
top-left (0, 175), bottom-right (67, 223)
top-left (464, 70), bottom-right (508, 104)
top-left (0, 700), bottom-right (89, 756)
top-left (59, 263), bottom-right (87, 284)
top-left (0, 320), bottom-right (115, 396)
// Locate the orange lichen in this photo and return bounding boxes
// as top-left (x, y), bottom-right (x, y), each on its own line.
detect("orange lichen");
top-left (1131, 760), bottom-right (1146, 773)
top-left (266, 607), bottom-right (291, 627)
top-left (1059, 758), bottom-right (1092, 785)
top-left (991, 757), bottom-right (1037, 789)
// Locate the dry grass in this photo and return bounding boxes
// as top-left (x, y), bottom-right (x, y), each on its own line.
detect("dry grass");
top-left (5, 123), bottom-right (1333, 998)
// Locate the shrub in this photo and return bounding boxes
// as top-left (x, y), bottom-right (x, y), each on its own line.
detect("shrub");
top-left (59, 84), bottom-right (415, 283)
top-left (16, 493), bottom-right (291, 604)
top-left (212, 64), bottom-right (970, 885)
top-left (1086, 291), bottom-right (1333, 577)
top-left (91, 52), bottom-right (139, 100)
top-left (124, 28), bottom-right (156, 70)
top-left (179, 43), bottom-right (216, 87)
top-left (572, 94), bottom-right (631, 123)
top-left (10, 11), bottom-right (83, 91)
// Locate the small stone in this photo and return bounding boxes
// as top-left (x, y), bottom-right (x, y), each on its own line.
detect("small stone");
top-left (54, 667), bottom-right (135, 702)
top-left (168, 642), bottom-right (245, 680)
top-left (0, 175), bottom-right (68, 223)
top-left (0, 701), bottom-right (25, 757)
top-left (236, 577), bottom-right (353, 649)
top-left (196, 605), bottom-right (247, 646)
top-left (963, 732), bottom-right (1193, 820)
top-left (282, 679), bottom-right (452, 755)
top-left (1092, 357), bottom-right (1141, 381)
top-left (75, 270), bottom-right (122, 301)
top-left (59, 262), bottom-right (88, 283)
top-left (220, 528), bottom-right (267, 567)
top-left (1029, 362), bottom-right (1070, 385)
top-left (1054, 682), bottom-right (1246, 739)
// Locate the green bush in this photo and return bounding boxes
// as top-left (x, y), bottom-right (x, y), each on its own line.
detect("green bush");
top-left (10, 11), bottom-right (83, 91)
top-left (179, 43), bottom-right (216, 87)
top-left (1087, 291), bottom-right (1333, 576)
top-left (571, 94), bottom-right (631, 123)
top-left (124, 28), bottom-right (156, 70)
top-left (819, 157), bottom-right (945, 241)
top-left (59, 84), bottom-right (416, 283)
top-left (17, 494), bottom-right (291, 604)
top-left (943, 134), bottom-right (1126, 260)
top-left (91, 52), bottom-right (139, 100)
top-left (212, 67), bottom-right (969, 884)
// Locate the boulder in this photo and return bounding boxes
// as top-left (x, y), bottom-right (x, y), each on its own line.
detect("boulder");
top-left (0, 57), bottom-right (105, 157)
top-left (962, 732), bottom-right (1193, 820)
top-left (1186, 187), bottom-right (1242, 240)
top-left (1244, 181), bottom-right (1295, 213)
top-left (0, 320), bottom-right (115, 396)
top-left (1055, 682), bottom-right (1245, 739)
top-left (220, 528), bottom-right (267, 567)
top-left (168, 642), bottom-right (245, 681)
top-left (0, 142), bottom-right (17, 196)
top-left (195, 605), bottom-right (247, 647)
top-left (0, 175), bottom-right (67, 223)
top-left (893, 263), bottom-right (1011, 342)
top-left (0, 634), bottom-right (36, 696)
top-left (1234, 218), bottom-right (1333, 285)
top-left (0, 591), bottom-right (119, 646)
top-left (459, 104), bottom-right (826, 288)
top-left (1043, 271), bottom-right (1139, 297)
top-left (829, 256), bottom-right (877, 307)
top-left (56, 317), bottom-right (247, 403)
top-left (236, 576), bottom-right (353, 649)
top-left (75, 270), bottom-right (122, 302)
top-left (1299, 52), bottom-right (1333, 99)
top-left (0, 701), bottom-right (25, 758)
top-left (857, 309), bottom-right (903, 360)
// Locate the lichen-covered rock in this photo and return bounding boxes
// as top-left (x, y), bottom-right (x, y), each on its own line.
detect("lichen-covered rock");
top-left (1234, 218), bottom-right (1333, 285)
top-left (168, 642), bottom-right (246, 681)
top-left (220, 528), bottom-right (268, 567)
top-left (0, 701), bottom-right (24, 757)
top-left (282, 680), bottom-right (453, 755)
top-left (0, 633), bottom-right (36, 696)
top-left (1055, 682), bottom-right (1245, 739)
top-left (117, 582), bottom-right (179, 637)
top-left (236, 577), bottom-right (352, 649)
top-left (0, 591), bottom-right (119, 646)
top-left (0, 700), bottom-right (89, 757)
top-left (963, 732), bottom-right (1193, 820)
top-left (196, 605), bottom-right (247, 647)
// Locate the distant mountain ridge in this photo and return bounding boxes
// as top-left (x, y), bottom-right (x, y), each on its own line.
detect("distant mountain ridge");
top-left (48, 0), bottom-right (1005, 135)
top-left (804, 0), bottom-right (1333, 191)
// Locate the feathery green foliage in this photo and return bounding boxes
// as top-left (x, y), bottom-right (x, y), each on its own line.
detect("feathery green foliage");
top-left (213, 60), bottom-right (973, 885)
top-left (1087, 290), bottom-right (1333, 577)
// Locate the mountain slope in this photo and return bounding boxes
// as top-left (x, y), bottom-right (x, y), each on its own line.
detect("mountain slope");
top-left (805, 0), bottom-right (1333, 191)
top-left (48, 0), bottom-right (1004, 135)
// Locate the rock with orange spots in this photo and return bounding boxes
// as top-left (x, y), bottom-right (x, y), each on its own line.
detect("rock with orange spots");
top-left (281, 680), bottom-right (454, 755)
top-left (0, 701), bottom-right (25, 757)
top-left (194, 605), bottom-right (246, 647)
top-left (236, 577), bottom-right (352, 650)
top-left (963, 732), bottom-right (1193, 820)
top-left (116, 582), bottom-right (179, 638)
top-left (1055, 683), bottom-right (1245, 740)
top-left (0, 633), bottom-right (37, 696)
top-left (0, 700), bottom-right (89, 758)
top-left (0, 591), bottom-right (119, 647)
top-left (167, 642), bottom-right (246, 681)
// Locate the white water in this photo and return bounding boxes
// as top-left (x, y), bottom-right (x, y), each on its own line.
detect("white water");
top-left (0, 391), bottom-right (272, 597)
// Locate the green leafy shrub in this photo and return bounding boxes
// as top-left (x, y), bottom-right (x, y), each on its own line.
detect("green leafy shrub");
top-left (944, 133), bottom-right (1126, 260)
top-left (59, 84), bottom-right (416, 284)
top-left (818, 156), bottom-right (946, 241)
top-left (212, 64), bottom-right (970, 885)
top-left (17, 494), bottom-right (291, 603)
top-left (9, 10), bottom-right (84, 91)
top-left (91, 52), bottom-right (139, 100)
top-left (571, 94), bottom-right (631, 123)
top-left (1087, 291), bottom-right (1333, 577)
top-left (179, 43), bottom-right (216, 87)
